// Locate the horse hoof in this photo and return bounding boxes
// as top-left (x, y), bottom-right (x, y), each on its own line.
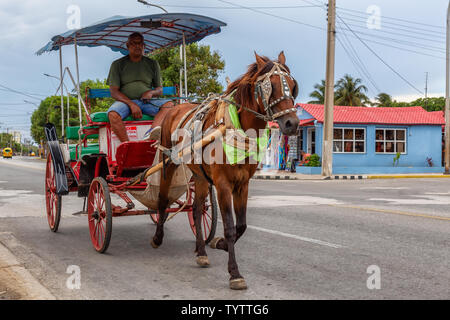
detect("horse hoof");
top-left (151, 239), bottom-right (160, 249)
top-left (209, 237), bottom-right (223, 249)
top-left (196, 256), bottom-right (210, 268)
top-left (229, 278), bottom-right (247, 290)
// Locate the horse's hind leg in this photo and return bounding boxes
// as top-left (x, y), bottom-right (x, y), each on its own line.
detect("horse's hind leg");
top-left (151, 163), bottom-right (177, 248)
top-left (192, 177), bottom-right (210, 267)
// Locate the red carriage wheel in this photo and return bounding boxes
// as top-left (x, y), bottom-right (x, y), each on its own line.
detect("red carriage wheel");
top-left (45, 153), bottom-right (61, 232)
top-left (187, 185), bottom-right (218, 244)
top-left (87, 177), bottom-right (112, 253)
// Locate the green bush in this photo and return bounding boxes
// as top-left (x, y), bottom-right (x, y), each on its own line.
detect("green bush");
top-left (306, 154), bottom-right (321, 167)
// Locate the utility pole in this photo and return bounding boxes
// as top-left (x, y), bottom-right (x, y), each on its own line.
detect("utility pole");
top-left (322, 0), bottom-right (336, 177)
top-left (445, 1), bottom-right (450, 174)
top-left (424, 72), bottom-right (428, 111)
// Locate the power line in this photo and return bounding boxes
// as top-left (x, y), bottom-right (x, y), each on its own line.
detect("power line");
top-left (335, 20), bottom-right (381, 94)
top-left (154, 3), bottom-right (322, 9)
top-left (0, 84), bottom-right (44, 101)
top-left (0, 87), bottom-right (46, 97)
top-left (339, 32), bottom-right (445, 60)
top-left (336, 35), bottom-right (377, 97)
top-left (338, 13), bottom-right (446, 39)
top-left (216, 0), bottom-right (325, 31)
top-left (339, 20), bottom-right (446, 44)
top-left (336, 14), bottom-right (424, 95)
top-left (337, 25), bottom-right (445, 54)
top-left (336, 6), bottom-right (446, 30)
top-left (0, 102), bottom-right (31, 105)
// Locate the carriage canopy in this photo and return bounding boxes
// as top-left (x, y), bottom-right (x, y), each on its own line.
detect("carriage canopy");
top-left (36, 13), bottom-right (226, 55)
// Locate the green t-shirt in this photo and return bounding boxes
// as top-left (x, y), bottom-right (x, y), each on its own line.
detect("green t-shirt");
top-left (107, 55), bottom-right (162, 100)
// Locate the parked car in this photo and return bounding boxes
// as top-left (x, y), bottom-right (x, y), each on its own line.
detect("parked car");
top-left (2, 147), bottom-right (13, 159)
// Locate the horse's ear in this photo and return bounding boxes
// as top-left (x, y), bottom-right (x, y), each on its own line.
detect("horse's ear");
top-left (278, 51), bottom-right (286, 65)
top-left (254, 51), bottom-right (266, 70)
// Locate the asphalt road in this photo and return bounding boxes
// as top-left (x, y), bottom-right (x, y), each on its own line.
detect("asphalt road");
top-left (0, 157), bottom-right (449, 300)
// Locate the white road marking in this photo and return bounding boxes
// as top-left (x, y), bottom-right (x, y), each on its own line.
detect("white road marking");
top-left (247, 195), bottom-right (343, 207)
top-left (218, 220), bottom-right (343, 249)
top-left (361, 187), bottom-right (409, 190)
top-left (246, 224), bottom-right (344, 249)
top-left (0, 188), bottom-right (79, 218)
top-left (0, 158), bottom-right (45, 171)
top-left (370, 194), bottom-right (450, 205)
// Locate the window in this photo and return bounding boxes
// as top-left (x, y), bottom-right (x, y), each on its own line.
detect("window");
top-left (333, 128), bottom-right (365, 153)
top-left (375, 128), bottom-right (406, 154)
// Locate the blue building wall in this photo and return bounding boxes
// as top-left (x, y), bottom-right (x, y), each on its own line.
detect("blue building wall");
top-left (296, 122), bottom-right (443, 174)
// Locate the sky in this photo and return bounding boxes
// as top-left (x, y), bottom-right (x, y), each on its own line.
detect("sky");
top-left (0, 0), bottom-right (448, 142)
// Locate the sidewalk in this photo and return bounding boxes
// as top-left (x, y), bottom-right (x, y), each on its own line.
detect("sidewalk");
top-left (252, 170), bottom-right (450, 180)
top-left (0, 236), bottom-right (55, 300)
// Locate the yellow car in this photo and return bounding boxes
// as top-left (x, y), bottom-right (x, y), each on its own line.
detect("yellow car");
top-left (30, 152), bottom-right (36, 157)
top-left (2, 147), bottom-right (13, 159)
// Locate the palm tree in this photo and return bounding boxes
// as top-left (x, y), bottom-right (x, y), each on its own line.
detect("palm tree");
top-left (374, 92), bottom-right (393, 107)
top-left (308, 80), bottom-right (326, 104)
top-left (335, 74), bottom-right (369, 106)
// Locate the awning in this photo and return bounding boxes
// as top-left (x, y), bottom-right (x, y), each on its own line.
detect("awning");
top-left (36, 13), bottom-right (226, 55)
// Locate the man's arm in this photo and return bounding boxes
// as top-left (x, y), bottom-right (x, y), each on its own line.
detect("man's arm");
top-left (141, 59), bottom-right (163, 100)
top-left (110, 86), bottom-right (142, 119)
top-left (141, 86), bottom-right (163, 100)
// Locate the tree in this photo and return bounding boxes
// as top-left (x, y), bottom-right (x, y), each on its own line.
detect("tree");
top-left (335, 74), bottom-right (369, 106)
top-left (308, 80), bottom-right (326, 104)
top-left (148, 43), bottom-right (225, 96)
top-left (374, 93), bottom-right (393, 107)
top-left (409, 97), bottom-right (445, 111)
top-left (30, 95), bottom-right (80, 144)
top-left (77, 78), bottom-right (114, 113)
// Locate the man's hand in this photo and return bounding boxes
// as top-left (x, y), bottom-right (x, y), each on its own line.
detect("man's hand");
top-left (141, 90), bottom-right (153, 100)
top-left (129, 102), bottom-right (142, 119)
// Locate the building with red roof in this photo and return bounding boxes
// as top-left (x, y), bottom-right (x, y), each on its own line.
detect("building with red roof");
top-left (268, 104), bottom-right (445, 174)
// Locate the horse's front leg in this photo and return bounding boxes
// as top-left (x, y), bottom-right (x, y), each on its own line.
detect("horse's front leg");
top-left (214, 182), bottom-right (247, 290)
top-left (210, 181), bottom-right (249, 251)
top-left (192, 177), bottom-right (210, 267)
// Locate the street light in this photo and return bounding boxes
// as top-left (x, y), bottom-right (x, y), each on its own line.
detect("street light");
top-left (23, 100), bottom-right (39, 107)
top-left (44, 73), bottom-right (71, 138)
top-left (137, 0), bottom-right (168, 13)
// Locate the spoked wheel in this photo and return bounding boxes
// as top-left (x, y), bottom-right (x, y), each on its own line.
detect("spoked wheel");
top-left (87, 177), bottom-right (112, 253)
top-left (187, 185), bottom-right (218, 244)
top-left (45, 153), bottom-right (61, 232)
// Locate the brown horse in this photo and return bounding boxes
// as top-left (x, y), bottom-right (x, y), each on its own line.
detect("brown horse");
top-left (151, 52), bottom-right (300, 290)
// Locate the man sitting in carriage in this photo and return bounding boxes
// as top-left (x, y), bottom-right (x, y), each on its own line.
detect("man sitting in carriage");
top-left (107, 32), bottom-right (174, 142)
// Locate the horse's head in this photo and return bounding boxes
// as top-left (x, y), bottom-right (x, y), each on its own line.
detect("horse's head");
top-left (253, 52), bottom-right (300, 136)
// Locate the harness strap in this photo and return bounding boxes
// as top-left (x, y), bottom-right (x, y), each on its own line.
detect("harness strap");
top-left (199, 164), bottom-right (214, 185)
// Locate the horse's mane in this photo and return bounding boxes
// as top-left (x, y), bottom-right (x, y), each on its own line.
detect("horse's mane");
top-left (225, 56), bottom-right (290, 108)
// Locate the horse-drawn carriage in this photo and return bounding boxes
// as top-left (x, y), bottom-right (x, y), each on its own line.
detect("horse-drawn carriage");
top-left (38, 13), bottom-right (225, 253)
top-left (38, 11), bottom-right (300, 290)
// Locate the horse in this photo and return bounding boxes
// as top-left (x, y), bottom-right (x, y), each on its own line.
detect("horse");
top-left (151, 52), bottom-right (300, 290)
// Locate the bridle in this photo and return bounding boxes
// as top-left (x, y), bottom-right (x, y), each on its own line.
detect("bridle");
top-left (251, 62), bottom-right (299, 122)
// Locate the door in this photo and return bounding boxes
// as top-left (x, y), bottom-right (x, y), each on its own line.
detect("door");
top-left (307, 128), bottom-right (316, 154)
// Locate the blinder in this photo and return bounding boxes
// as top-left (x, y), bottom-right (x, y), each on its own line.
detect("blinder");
top-left (292, 79), bottom-right (299, 99)
top-left (253, 62), bottom-right (298, 121)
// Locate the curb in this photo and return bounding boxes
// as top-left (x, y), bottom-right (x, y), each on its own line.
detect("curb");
top-left (332, 175), bottom-right (367, 180)
top-left (0, 235), bottom-right (55, 300)
top-left (367, 175), bottom-right (450, 179)
top-left (252, 175), bottom-right (298, 180)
